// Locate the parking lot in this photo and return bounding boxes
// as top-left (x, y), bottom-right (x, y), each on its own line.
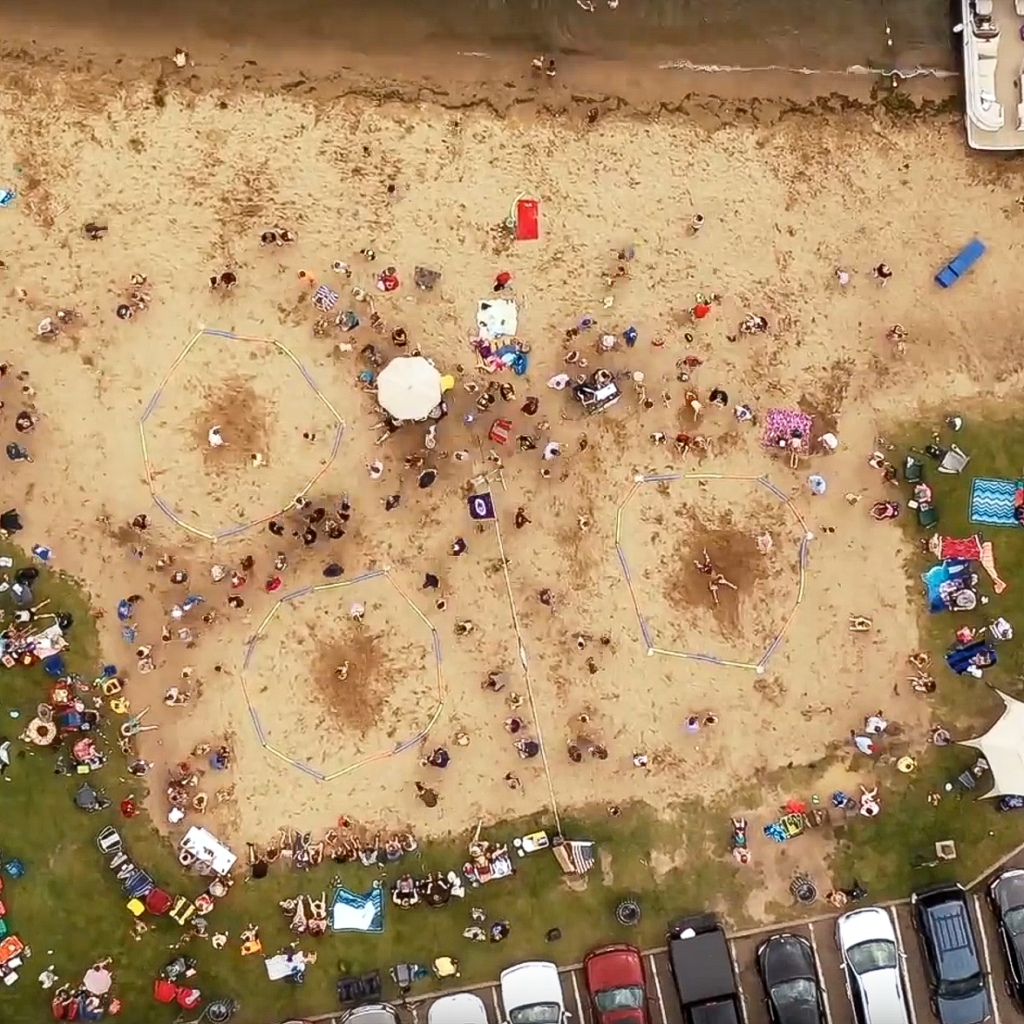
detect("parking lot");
top-left (403, 895), bottom-right (1020, 1024)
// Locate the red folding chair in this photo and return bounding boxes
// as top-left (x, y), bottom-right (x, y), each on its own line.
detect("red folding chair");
top-left (144, 888), bottom-right (173, 915)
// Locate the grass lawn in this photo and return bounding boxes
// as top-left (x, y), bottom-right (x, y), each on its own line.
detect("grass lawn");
top-left (830, 409), bottom-right (1024, 897)
top-left (0, 552), bottom-right (753, 1024)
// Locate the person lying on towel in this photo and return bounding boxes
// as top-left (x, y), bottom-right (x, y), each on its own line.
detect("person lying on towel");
top-left (1015, 484), bottom-right (1024, 525)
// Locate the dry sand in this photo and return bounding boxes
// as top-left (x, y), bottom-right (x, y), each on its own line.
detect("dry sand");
top-left (1, 36), bottom-right (1021, 912)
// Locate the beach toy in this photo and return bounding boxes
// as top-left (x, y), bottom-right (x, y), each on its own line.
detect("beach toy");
top-left (935, 238), bottom-right (985, 288)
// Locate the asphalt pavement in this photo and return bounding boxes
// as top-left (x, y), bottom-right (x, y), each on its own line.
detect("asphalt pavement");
top-left (395, 891), bottom-right (1023, 1024)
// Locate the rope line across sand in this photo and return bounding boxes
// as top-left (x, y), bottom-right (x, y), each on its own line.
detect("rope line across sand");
top-left (614, 472), bottom-right (812, 673)
top-left (490, 505), bottom-right (563, 835)
top-left (139, 328), bottom-right (345, 542)
top-left (239, 568), bottom-right (447, 781)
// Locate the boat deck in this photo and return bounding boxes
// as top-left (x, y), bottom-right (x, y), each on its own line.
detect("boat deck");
top-left (965, 0), bottom-right (1024, 150)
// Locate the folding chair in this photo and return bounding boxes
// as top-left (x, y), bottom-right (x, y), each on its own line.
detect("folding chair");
top-left (96, 826), bottom-right (122, 856)
top-left (169, 896), bottom-right (196, 926)
top-left (125, 871), bottom-right (155, 900)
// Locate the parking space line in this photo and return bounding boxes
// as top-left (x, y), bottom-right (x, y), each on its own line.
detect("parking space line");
top-left (727, 940), bottom-right (749, 1024)
top-left (806, 922), bottom-right (833, 1024)
top-left (974, 894), bottom-right (1003, 1024)
top-left (647, 953), bottom-right (669, 1024)
top-left (889, 906), bottom-right (919, 1024)
top-left (491, 985), bottom-right (503, 1023)
top-left (571, 969), bottom-right (586, 1024)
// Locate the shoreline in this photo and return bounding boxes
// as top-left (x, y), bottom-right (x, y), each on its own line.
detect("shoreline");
top-left (0, 12), bottom-right (961, 127)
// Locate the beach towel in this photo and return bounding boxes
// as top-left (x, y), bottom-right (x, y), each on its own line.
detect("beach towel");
top-left (980, 541), bottom-right (1007, 593)
top-left (930, 534), bottom-right (982, 561)
top-left (760, 408), bottom-right (813, 449)
top-left (969, 477), bottom-right (1018, 526)
top-left (477, 299), bottom-right (518, 340)
top-left (312, 285), bottom-right (339, 312)
top-left (929, 534), bottom-right (1006, 593)
top-left (330, 881), bottom-right (384, 933)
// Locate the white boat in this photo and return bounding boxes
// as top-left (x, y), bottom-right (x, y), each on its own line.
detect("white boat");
top-left (957, 0), bottom-right (1024, 148)
top-left (963, 0), bottom-right (1005, 137)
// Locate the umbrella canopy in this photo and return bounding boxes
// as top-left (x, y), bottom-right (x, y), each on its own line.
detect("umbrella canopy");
top-left (74, 783), bottom-right (99, 809)
top-left (83, 967), bottom-right (112, 995)
top-left (961, 689), bottom-right (1024, 797)
top-left (376, 356), bottom-right (442, 421)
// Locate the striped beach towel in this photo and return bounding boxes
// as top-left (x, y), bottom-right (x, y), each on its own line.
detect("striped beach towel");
top-left (969, 477), bottom-right (1018, 527)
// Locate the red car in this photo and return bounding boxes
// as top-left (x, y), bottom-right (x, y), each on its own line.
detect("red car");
top-left (583, 944), bottom-right (650, 1024)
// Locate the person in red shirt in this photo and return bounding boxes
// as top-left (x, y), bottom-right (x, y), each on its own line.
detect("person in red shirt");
top-left (494, 271), bottom-right (512, 292)
top-left (691, 302), bottom-right (712, 320)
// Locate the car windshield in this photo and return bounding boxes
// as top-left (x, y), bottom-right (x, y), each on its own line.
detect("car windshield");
top-left (937, 975), bottom-right (983, 1000)
top-left (1005, 907), bottom-right (1024, 936)
top-left (594, 987), bottom-right (645, 1012)
top-left (510, 1004), bottom-right (561, 1024)
top-left (847, 939), bottom-right (897, 975)
top-left (772, 979), bottom-right (816, 1008)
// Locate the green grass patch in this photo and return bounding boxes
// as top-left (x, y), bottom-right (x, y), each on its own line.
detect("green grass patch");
top-left (830, 410), bottom-right (1024, 897)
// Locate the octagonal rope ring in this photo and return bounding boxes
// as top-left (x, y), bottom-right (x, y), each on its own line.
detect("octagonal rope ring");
top-left (139, 328), bottom-right (345, 541)
top-left (240, 569), bottom-right (446, 781)
top-left (614, 472), bottom-right (813, 673)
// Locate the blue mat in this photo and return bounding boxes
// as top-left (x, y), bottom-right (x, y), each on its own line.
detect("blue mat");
top-left (969, 477), bottom-right (1018, 527)
top-left (330, 881), bottom-right (384, 933)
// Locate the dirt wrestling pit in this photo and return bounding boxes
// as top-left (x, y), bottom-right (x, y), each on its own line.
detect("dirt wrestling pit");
top-left (140, 333), bottom-right (340, 537)
top-left (242, 573), bottom-right (441, 778)
top-left (620, 476), bottom-right (804, 665)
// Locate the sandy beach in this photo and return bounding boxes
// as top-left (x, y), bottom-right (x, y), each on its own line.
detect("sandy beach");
top-left (0, 13), bottom-right (1020, 918)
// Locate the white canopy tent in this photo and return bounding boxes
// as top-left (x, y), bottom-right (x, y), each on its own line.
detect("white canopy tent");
top-left (960, 689), bottom-right (1024, 798)
top-left (376, 356), bottom-right (442, 421)
top-left (180, 825), bottom-right (237, 875)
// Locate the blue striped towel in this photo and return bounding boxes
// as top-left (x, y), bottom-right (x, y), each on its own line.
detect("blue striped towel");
top-left (969, 477), bottom-right (1018, 527)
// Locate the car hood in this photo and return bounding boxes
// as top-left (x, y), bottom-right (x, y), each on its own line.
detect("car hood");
top-left (994, 872), bottom-right (1024, 914)
top-left (774, 1002), bottom-right (824, 1024)
top-left (586, 949), bottom-right (643, 992)
top-left (762, 937), bottom-right (813, 988)
top-left (501, 962), bottom-right (563, 1016)
top-left (936, 988), bottom-right (990, 1024)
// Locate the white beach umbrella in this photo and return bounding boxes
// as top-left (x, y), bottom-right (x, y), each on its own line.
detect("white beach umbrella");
top-left (376, 356), bottom-right (442, 421)
top-left (83, 966), bottom-right (113, 995)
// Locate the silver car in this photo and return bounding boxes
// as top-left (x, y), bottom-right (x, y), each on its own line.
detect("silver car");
top-left (339, 1004), bottom-right (404, 1024)
top-left (835, 907), bottom-right (911, 1024)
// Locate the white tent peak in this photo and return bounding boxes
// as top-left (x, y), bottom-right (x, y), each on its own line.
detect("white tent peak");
top-left (960, 688), bottom-right (1024, 798)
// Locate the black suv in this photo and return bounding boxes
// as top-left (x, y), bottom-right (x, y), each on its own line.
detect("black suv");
top-left (911, 883), bottom-right (991, 1024)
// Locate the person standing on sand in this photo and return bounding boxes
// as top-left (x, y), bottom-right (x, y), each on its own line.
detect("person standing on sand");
top-left (424, 747), bottom-right (450, 769)
top-left (515, 738), bottom-right (540, 759)
top-left (415, 781), bottom-right (439, 807)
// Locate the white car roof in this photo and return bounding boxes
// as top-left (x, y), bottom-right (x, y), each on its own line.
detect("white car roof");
top-left (428, 993), bottom-right (489, 1024)
top-left (836, 908), bottom-right (910, 1024)
top-left (500, 961), bottom-right (564, 1015)
top-left (836, 907), bottom-right (896, 951)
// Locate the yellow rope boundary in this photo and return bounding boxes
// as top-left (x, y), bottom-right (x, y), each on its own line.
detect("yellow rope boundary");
top-left (239, 569), bottom-right (446, 781)
top-left (614, 472), bottom-right (812, 673)
top-left (139, 328), bottom-right (345, 542)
